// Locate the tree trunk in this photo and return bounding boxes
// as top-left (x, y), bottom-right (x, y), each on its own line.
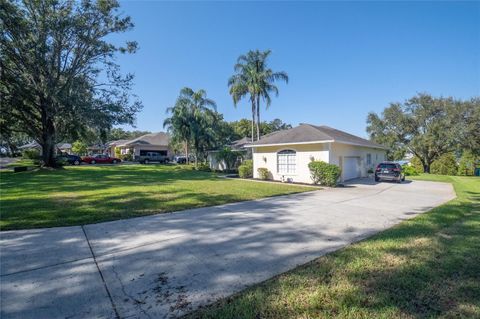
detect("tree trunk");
top-left (41, 111), bottom-right (56, 167)
top-left (185, 141), bottom-right (189, 165)
top-left (251, 99), bottom-right (256, 142)
top-left (256, 97), bottom-right (261, 141)
top-left (423, 163), bottom-right (430, 173)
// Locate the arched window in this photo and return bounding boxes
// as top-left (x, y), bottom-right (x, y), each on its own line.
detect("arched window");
top-left (277, 150), bottom-right (296, 174)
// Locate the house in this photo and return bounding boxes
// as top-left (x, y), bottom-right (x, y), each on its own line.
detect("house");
top-left (18, 142), bottom-right (72, 155)
top-left (105, 139), bottom-right (130, 156)
top-left (246, 124), bottom-right (387, 183)
top-left (207, 137), bottom-right (250, 171)
top-left (112, 132), bottom-right (172, 160)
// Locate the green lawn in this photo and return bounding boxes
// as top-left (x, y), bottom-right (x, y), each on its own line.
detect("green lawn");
top-left (0, 164), bottom-right (313, 230)
top-left (5, 158), bottom-right (38, 167)
top-left (189, 175), bottom-right (480, 319)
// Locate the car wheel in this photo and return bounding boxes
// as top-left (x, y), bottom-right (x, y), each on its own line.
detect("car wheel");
top-left (112, 160), bottom-right (117, 164)
top-left (144, 159), bottom-right (149, 164)
top-left (91, 160), bottom-right (96, 164)
top-left (374, 177), bottom-right (380, 182)
top-left (74, 160), bottom-right (80, 165)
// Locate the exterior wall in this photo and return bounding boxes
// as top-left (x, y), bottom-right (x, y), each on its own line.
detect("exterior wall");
top-left (329, 143), bottom-right (386, 181)
top-left (252, 143), bottom-right (329, 184)
top-left (252, 142), bottom-right (387, 184)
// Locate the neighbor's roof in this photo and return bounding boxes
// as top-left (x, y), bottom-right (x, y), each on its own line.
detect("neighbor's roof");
top-left (18, 142), bottom-right (72, 149)
top-left (231, 137), bottom-right (251, 150)
top-left (106, 139), bottom-right (130, 147)
top-left (246, 124), bottom-right (387, 149)
top-left (118, 132), bottom-right (170, 147)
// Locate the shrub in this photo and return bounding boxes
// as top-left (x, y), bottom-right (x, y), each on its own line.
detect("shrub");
top-left (120, 153), bottom-right (133, 161)
top-left (308, 161), bottom-right (341, 187)
top-left (215, 147), bottom-right (243, 171)
top-left (402, 164), bottom-right (419, 176)
top-left (72, 141), bottom-right (88, 155)
top-left (195, 163), bottom-right (211, 172)
top-left (410, 156), bottom-right (424, 173)
top-left (458, 150), bottom-right (478, 176)
top-left (257, 167), bottom-right (271, 180)
top-left (238, 160), bottom-right (253, 178)
top-left (431, 153), bottom-right (458, 176)
top-left (114, 147), bottom-right (121, 158)
top-left (22, 149), bottom-right (40, 160)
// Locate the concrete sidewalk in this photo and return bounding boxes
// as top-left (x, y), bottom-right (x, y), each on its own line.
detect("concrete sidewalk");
top-left (0, 179), bottom-right (455, 319)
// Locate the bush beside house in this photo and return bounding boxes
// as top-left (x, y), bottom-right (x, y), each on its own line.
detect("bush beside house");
top-left (257, 168), bottom-right (271, 180)
top-left (238, 160), bottom-right (253, 178)
top-left (308, 161), bottom-right (341, 187)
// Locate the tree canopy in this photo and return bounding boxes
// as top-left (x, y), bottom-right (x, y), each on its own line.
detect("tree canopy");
top-left (0, 0), bottom-right (142, 166)
top-left (367, 93), bottom-right (480, 172)
top-left (163, 87), bottom-right (217, 164)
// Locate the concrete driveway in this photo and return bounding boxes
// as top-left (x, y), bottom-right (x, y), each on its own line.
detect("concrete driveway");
top-left (0, 179), bottom-right (455, 319)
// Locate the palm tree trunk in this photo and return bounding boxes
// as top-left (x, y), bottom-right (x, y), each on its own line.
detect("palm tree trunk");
top-left (251, 99), bottom-right (256, 142)
top-left (185, 141), bottom-right (189, 165)
top-left (256, 97), bottom-right (261, 141)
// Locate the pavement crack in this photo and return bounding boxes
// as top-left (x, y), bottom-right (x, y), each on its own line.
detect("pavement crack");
top-left (81, 225), bottom-right (121, 319)
top-left (111, 259), bottom-right (152, 319)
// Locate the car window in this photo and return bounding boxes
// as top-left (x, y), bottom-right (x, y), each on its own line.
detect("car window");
top-left (379, 163), bottom-right (396, 169)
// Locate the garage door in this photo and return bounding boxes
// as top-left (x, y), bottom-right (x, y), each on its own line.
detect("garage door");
top-left (343, 157), bottom-right (360, 180)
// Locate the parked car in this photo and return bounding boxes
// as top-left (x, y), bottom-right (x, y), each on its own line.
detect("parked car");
top-left (375, 162), bottom-right (405, 183)
top-left (82, 154), bottom-right (121, 164)
top-left (56, 154), bottom-right (82, 165)
top-left (136, 151), bottom-right (169, 164)
top-left (174, 156), bottom-right (187, 164)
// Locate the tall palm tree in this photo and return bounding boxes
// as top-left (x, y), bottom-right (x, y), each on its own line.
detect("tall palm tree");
top-left (228, 59), bottom-right (257, 142)
top-left (163, 87), bottom-right (216, 164)
top-left (228, 50), bottom-right (288, 141)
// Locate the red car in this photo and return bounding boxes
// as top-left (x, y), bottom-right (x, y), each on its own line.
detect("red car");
top-left (82, 154), bottom-right (121, 165)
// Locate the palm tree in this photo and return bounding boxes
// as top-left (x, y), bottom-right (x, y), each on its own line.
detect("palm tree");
top-left (228, 59), bottom-right (257, 142)
top-left (163, 87), bottom-right (216, 165)
top-left (228, 50), bottom-right (288, 141)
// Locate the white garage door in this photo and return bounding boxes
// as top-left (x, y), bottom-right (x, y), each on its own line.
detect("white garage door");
top-left (343, 157), bottom-right (360, 180)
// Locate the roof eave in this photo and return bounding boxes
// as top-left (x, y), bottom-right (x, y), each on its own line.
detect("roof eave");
top-left (245, 140), bottom-right (334, 148)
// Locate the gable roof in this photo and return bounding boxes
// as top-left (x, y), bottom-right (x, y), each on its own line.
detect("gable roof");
top-left (118, 132), bottom-right (170, 147)
top-left (246, 124), bottom-right (387, 149)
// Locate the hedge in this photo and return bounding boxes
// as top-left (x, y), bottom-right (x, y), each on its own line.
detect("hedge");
top-left (238, 160), bottom-right (253, 178)
top-left (308, 161), bottom-right (341, 187)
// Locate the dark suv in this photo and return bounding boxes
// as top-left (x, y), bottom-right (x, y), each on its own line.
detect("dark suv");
top-left (375, 162), bottom-right (405, 183)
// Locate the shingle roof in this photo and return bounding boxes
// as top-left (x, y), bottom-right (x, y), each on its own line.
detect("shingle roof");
top-left (106, 139), bottom-right (130, 147)
top-left (247, 124), bottom-right (387, 149)
top-left (119, 132), bottom-right (170, 147)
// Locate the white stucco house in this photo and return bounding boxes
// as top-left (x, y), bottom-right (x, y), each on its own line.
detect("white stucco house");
top-left (247, 124), bottom-right (388, 183)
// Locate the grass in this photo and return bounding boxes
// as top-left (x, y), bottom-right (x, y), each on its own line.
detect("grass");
top-left (5, 158), bottom-right (38, 167)
top-left (0, 164), bottom-right (313, 230)
top-left (188, 175), bottom-right (480, 319)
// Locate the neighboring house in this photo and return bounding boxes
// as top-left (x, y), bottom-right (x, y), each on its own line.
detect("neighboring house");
top-left (105, 139), bottom-right (130, 156)
top-left (207, 137), bottom-right (250, 171)
top-left (18, 142), bottom-right (72, 155)
top-left (247, 124), bottom-right (387, 183)
top-left (86, 144), bottom-right (106, 155)
top-left (113, 132), bottom-right (172, 160)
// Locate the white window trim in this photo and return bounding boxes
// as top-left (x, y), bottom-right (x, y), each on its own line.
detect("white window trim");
top-left (277, 149), bottom-right (297, 175)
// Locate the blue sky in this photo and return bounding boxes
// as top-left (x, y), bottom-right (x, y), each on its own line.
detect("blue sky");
top-left (113, 1), bottom-right (480, 138)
